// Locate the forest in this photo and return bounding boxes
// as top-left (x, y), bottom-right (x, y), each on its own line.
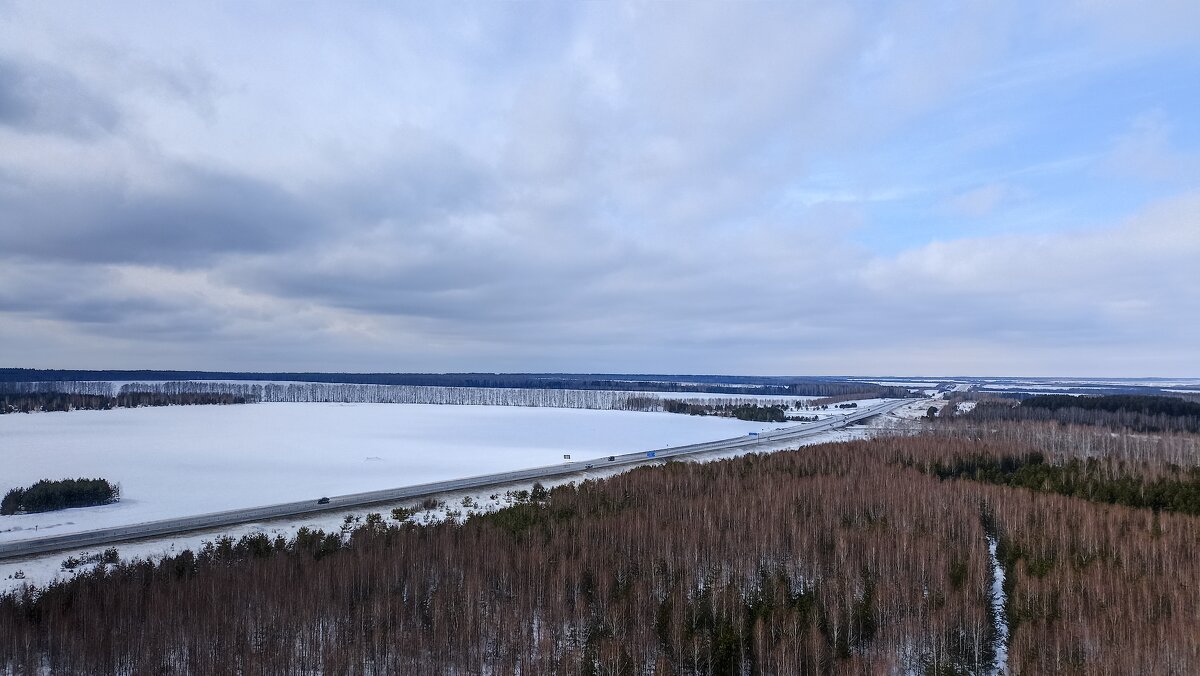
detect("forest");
top-left (661, 401), bottom-right (789, 422)
top-left (0, 380), bottom-right (911, 414)
top-left (2, 422), bottom-right (1196, 674)
top-left (1021, 394), bottom-right (1200, 417)
top-left (1, 478), bottom-right (119, 515)
top-left (728, 405), bottom-right (788, 422)
top-left (963, 394), bottom-right (1200, 434)
top-left (0, 369), bottom-right (910, 399)
top-left (0, 391), bottom-right (249, 414)
top-left (661, 399), bottom-right (860, 421)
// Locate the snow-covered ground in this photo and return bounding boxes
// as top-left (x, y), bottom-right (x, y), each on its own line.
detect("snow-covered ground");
top-left (0, 401), bottom-right (883, 593)
top-left (0, 420), bottom-right (874, 594)
top-left (0, 402), bottom-right (837, 545)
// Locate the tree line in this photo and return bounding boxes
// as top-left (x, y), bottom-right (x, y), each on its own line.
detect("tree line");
top-left (1022, 394), bottom-right (1200, 417)
top-left (662, 401), bottom-right (788, 422)
top-left (0, 382), bottom-right (895, 416)
top-left (661, 400), bottom-right (865, 421)
top-left (913, 451), bottom-right (1200, 515)
top-left (729, 405), bottom-right (788, 422)
top-left (0, 391), bottom-right (249, 414)
top-left (962, 395), bottom-right (1200, 434)
top-left (116, 381), bottom-right (870, 413)
top-left (2, 478), bottom-right (119, 515)
top-left (0, 369), bottom-right (912, 398)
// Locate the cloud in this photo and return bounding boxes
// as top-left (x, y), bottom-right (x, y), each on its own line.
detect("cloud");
top-left (0, 56), bottom-right (119, 138)
top-left (0, 2), bottom-right (1196, 375)
top-left (1056, 0), bottom-right (1200, 50)
top-left (1103, 111), bottom-right (1197, 182)
top-left (0, 162), bottom-right (320, 265)
top-left (943, 183), bottom-right (1026, 218)
top-left (861, 191), bottom-right (1200, 346)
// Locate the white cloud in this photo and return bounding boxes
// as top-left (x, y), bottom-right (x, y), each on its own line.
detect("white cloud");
top-left (1104, 111), bottom-right (1197, 182)
top-left (943, 183), bottom-right (1026, 218)
top-left (862, 191), bottom-right (1200, 340)
top-left (0, 2), bottom-right (1197, 376)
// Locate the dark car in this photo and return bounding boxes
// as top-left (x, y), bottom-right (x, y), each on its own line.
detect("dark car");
top-left (317, 497), bottom-right (330, 504)
top-left (608, 456), bottom-right (616, 461)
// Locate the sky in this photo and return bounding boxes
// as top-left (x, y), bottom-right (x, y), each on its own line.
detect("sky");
top-left (0, 1), bottom-right (1197, 377)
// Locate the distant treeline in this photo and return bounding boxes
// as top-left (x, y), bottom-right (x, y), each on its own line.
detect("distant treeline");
top-left (107, 381), bottom-right (900, 413)
top-left (0, 381), bottom-right (114, 396)
top-left (0, 381), bottom-right (901, 414)
top-left (120, 382), bottom-right (667, 410)
top-left (0, 369), bottom-right (910, 398)
top-left (1, 478), bottom-right (119, 515)
top-left (917, 452), bottom-right (1200, 516)
top-left (0, 392), bottom-right (249, 414)
top-left (964, 395), bottom-right (1200, 434)
top-left (660, 400), bottom-right (790, 421)
top-left (730, 404), bottom-right (788, 422)
top-left (1023, 394), bottom-right (1200, 417)
top-left (661, 399), bottom-right (713, 416)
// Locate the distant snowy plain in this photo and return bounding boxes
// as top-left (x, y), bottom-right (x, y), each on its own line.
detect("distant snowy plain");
top-left (1, 402), bottom-right (792, 543)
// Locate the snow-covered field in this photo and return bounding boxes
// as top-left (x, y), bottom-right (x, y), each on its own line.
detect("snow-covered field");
top-left (0, 403), bottom-right (800, 545)
top-left (0, 417), bottom-right (874, 593)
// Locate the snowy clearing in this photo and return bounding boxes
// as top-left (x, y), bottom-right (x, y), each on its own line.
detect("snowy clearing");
top-left (0, 402), bottom-right (825, 544)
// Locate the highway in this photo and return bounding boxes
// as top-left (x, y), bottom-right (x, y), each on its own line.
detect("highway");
top-left (0, 398), bottom-right (910, 561)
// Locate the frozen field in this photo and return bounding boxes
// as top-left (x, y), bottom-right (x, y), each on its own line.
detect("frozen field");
top-left (0, 420), bottom-right (877, 594)
top-left (0, 403), bottom-right (785, 543)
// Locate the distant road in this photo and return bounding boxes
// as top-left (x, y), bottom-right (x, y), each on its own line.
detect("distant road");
top-left (0, 399), bottom-right (909, 561)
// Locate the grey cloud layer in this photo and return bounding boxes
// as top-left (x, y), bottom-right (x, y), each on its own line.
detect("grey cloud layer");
top-left (0, 164), bottom-right (319, 265)
top-left (0, 1), bottom-right (1197, 375)
top-left (0, 56), bottom-right (119, 138)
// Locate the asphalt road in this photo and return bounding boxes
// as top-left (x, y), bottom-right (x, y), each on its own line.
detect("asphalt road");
top-left (0, 398), bottom-right (910, 561)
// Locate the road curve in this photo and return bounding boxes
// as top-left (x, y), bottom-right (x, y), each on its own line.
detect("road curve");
top-left (0, 399), bottom-right (910, 561)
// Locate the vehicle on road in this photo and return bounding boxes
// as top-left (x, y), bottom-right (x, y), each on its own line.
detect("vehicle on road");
top-left (317, 497), bottom-right (330, 505)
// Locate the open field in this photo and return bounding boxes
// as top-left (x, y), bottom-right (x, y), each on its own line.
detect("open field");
top-left (0, 422), bottom-right (879, 594)
top-left (0, 402), bottom-right (800, 543)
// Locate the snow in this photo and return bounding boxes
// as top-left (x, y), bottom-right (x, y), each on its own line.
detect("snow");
top-left (0, 403), bottom-right (800, 544)
top-left (881, 398), bottom-right (941, 422)
top-left (0, 419), bottom-right (875, 594)
top-left (986, 535), bottom-right (1010, 674)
